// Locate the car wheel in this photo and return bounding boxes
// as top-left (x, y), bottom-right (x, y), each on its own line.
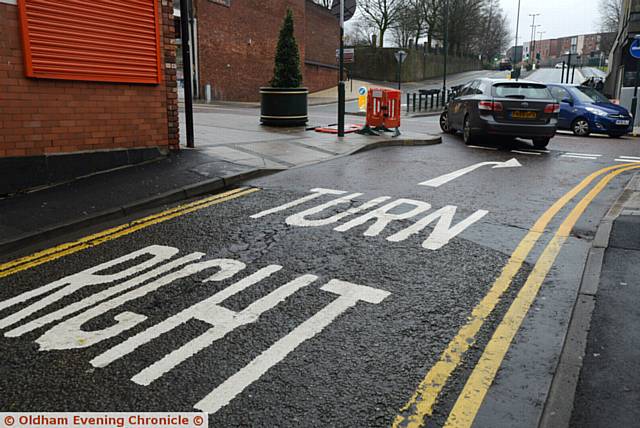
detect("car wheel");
top-left (463, 115), bottom-right (478, 145)
top-left (532, 137), bottom-right (551, 148)
top-left (439, 111), bottom-right (454, 133)
top-left (571, 118), bottom-right (591, 136)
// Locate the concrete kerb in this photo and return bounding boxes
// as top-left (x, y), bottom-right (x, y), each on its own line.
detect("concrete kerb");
top-left (539, 173), bottom-right (640, 428)
top-left (0, 168), bottom-right (281, 257)
top-left (0, 133), bottom-right (440, 258)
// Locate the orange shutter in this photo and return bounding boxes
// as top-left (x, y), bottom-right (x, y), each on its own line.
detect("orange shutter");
top-left (18, 0), bottom-right (163, 84)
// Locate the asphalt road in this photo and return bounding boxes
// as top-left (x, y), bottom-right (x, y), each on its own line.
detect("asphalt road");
top-left (1, 124), bottom-right (640, 427)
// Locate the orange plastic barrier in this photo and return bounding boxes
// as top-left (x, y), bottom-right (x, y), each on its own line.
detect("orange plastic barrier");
top-left (366, 88), bottom-right (386, 128)
top-left (382, 89), bottom-right (401, 129)
top-left (366, 88), bottom-right (401, 130)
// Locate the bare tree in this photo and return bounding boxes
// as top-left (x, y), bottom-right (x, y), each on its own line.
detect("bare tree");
top-left (310, 0), bottom-right (333, 7)
top-left (345, 17), bottom-right (377, 46)
top-left (599, 0), bottom-right (624, 33)
top-left (359, 0), bottom-right (404, 47)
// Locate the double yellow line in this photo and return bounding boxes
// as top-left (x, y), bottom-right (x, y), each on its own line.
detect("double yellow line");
top-left (394, 163), bottom-right (640, 428)
top-left (0, 187), bottom-right (260, 280)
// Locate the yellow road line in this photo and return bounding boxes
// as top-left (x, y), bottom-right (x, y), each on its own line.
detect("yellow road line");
top-left (0, 187), bottom-right (260, 279)
top-left (393, 163), bottom-right (640, 428)
top-left (444, 165), bottom-right (640, 427)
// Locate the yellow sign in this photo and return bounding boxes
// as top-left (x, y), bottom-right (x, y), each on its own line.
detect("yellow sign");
top-left (358, 86), bottom-right (367, 112)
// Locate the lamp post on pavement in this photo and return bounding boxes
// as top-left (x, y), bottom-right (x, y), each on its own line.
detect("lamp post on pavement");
top-left (513, 0), bottom-right (522, 81)
top-left (528, 13), bottom-right (540, 65)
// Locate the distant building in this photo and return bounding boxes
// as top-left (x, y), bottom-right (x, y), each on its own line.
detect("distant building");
top-left (523, 32), bottom-right (614, 66)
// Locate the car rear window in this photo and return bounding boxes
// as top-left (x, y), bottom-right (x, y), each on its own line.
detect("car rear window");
top-left (492, 83), bottom-right (550, 99)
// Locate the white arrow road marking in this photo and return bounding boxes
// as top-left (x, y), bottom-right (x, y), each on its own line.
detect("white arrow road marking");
top-left (418, 158), bottom-right (522, 188)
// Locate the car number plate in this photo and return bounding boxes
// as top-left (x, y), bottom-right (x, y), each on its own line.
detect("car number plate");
top-left (616, 119), bottom-right (630, 125)
top-left (511, 111), bottom-right (537, 119)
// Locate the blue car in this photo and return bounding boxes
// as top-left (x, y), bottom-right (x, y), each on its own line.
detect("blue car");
top-left (546, 84), bottom-right (632, 138)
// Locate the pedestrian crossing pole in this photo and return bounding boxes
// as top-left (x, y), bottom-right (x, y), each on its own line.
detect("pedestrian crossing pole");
top-left (338, 0), bottom-right (345, 137)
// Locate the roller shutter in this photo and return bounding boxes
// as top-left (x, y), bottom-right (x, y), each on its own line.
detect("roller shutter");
top-left (18, 0), bottom-right (163, 84)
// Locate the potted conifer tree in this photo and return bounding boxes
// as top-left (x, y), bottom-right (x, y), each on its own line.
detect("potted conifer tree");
top-left (260, 9), bottom-right (308, 126)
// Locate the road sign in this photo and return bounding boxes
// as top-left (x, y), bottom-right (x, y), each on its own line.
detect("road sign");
top-left (631, 39), bottom-right (640, 59)
top-left (395, 50), bottom-right (408, 64)
top-left (336, 48), bottom-right (355, 63)
top-left (330, 0), bottom-right (357, 22)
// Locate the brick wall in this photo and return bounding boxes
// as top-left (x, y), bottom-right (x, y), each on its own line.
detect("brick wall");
top-left (0, 1), bottom-right (178, 158)
top-left (196, 0), bottom-right (337, 101)
top-left (304, 0), bottom-right (339, 93)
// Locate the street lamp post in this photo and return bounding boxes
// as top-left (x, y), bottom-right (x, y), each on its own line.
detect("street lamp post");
top-left (337, 0), bottom-right (345, 137)
top-left (513, 0), bottom-right (522, 80)
top-left (528, 13), bottom-right (540, 64)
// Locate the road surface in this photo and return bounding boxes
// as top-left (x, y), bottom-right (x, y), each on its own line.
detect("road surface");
top-left (2, 114), bottom-right (640, 427)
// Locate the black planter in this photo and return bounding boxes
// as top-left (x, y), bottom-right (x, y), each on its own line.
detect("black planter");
top-left (260, 87), bottom-right (308, 126)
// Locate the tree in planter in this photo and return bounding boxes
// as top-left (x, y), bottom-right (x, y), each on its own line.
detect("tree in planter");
top-left (271, 9), bottom-right (303, 88)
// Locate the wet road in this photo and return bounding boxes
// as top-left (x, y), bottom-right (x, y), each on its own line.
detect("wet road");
top-left (1, 129), bottom-right (640, 427)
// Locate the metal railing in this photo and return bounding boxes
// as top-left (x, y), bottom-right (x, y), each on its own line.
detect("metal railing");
top-left (405, 84), bottom-right (464, 114)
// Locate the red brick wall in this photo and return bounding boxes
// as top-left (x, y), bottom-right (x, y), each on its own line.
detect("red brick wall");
top-left (196, 0), bottom-right (337, 101)
top-left (0, 1), bottom-right (178, 158)
top-left (304, 0), bottom-right (338, 93)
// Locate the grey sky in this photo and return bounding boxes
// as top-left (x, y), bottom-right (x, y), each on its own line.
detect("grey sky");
top-left (500, 0), bottom-right (603, 45)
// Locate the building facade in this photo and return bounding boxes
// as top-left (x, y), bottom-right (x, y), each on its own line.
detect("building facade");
top-left (0, 0), bottom-right (179, 194)
top-left (180, 0), bottom-right (339, 102)
top-left (605, 0), bottom-right (640, 98)
top-left (523, 32), bottom-right (613, 66)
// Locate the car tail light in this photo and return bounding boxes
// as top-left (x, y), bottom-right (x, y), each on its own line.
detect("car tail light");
top-left (478, 101), bottom-right (503, 112)
top-left (544, 103), bottom-right (560, 114)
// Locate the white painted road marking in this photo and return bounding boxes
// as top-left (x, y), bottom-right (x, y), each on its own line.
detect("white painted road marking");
top-left (615, 158), bottom-right (640, 163)
top-left (418, 158), bottom-right (522, 188)
top-left (253, 189), bottom-right (489, 251)
top-left (251, 188), bottom-right (346, 219)
top-left (562, 155), bottom-right (600, 160)
top-left (0, 246), bottom-right (181, 333)
top-left (193, 279), bottom-right (390, 414)
top-left (561, 152), bottom-right (603, 160)
top-left (511, 150), bottom-right (541, 156)
top-left (466, 145), bottom-right (498, 151)
top-left (1, 246), bottom-right (392, 415)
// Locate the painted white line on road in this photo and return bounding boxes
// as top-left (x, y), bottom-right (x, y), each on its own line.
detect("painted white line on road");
top-left (467, 145), bottom-right (498, 151)
top-left (618, 155), bottom-right (640, 160)
top-left (562, 155), bottom-right (599, 160)
top-left (253, 188), bottom-right (489, 251)
top-left (418, 158), bottom-right (522, 188)
top-left (0, 246), bottom-right (182, 333)
top-left (90, 264), bottom-right (282, 367)
top-left (130, 274), bottom-right (319, 386)
top-left (193, 279), bottom-right (390, 414)
top-left (251, 188), bottom-right (346, 219)
top-left (615, 158), bottom-right (640, 163)
top-left (35, 257), bottom-right (247, 351)
top-left (511, 150), bottom-right (541, 156)
top-left (564, 153), bottom-right (603, 157)
top-left (334, 199), bottom-right (431, 237)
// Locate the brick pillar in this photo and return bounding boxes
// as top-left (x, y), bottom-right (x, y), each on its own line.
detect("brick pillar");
top-left (162, 0), bottom-right (180, 150)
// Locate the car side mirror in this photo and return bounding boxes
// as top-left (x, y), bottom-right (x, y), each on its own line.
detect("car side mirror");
top-left (562, 98), bottom-right (573, 106)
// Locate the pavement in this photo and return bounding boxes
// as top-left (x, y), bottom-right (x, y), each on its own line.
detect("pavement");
top-left (569, 175), bottom-right (640, 428)
top-left (0, 102), bottom-right (440, 258)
